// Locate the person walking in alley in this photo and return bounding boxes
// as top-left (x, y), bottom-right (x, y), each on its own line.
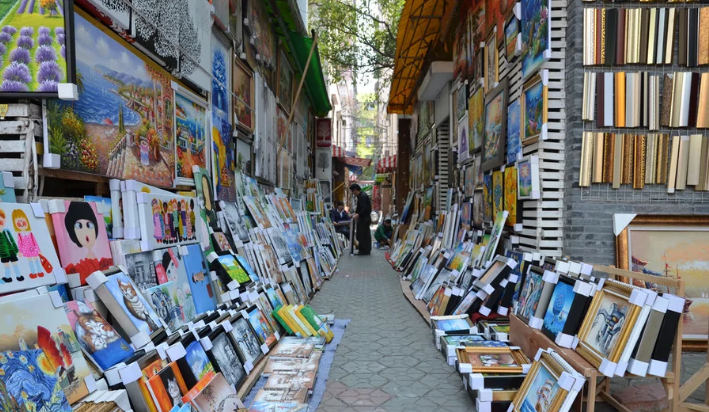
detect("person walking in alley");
top-left (350, 184), bottom-right (372, 255)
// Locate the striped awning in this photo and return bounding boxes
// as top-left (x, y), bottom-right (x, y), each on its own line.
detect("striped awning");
top-left (332, 145), bottom-right (345, 157)
top-left (332, 145), bottom-right (372, 168)
top-left (376, 155), bottom-right (398, 173)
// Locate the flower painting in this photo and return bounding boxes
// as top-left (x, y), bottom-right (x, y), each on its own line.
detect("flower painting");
top-left (504, 167), bottom-right (518, 226)
top-left (211, 31), bottom-right (235, 202)
top-left (469, 87), bottom-right (485, 152)
top-left (174, 89), bottom-right (208, 184)
top-left (0, 0), bottom-right (73, 95)
top-left (507, 99), bottom-right (522, 164)
top-left (521, 0), bottom-right (551, 79)
top-left (522, 74), bottom-right (547, 145)
top-left (47, 11), bottom-right (175, 187)
top-left (483, 79), bottom-right (508, 171)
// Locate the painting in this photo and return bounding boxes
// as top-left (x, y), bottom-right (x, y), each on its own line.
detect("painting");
top-left (541, 278), bottom-right (575, 341)
top-left (174, 87), bottom-right (208, 185)
top-left (470, 87), bottom-right (485, 153)
top-left (211, 31), bottom-right (235, 202)
top-left (522, 72), bottom-right (548, 145)
top-left (492, 170), bottom-right (503, 219)
top-left (216, 253), bottom-right (251, 285)
top-left (0, 293), bottom-right (91, 404)
top-left (458, 114), bottom-right (470, 163)
top-left (220, 202), bottom-right (249, 243)
top-left (193, 373), bottom-right (245, 412)
top-left (483, 79), bottom-right (508, 171)
top-left (517, 267), bottom-right (544, 322)
top-left (236, 138), bottom-right (253, 175)
top-left (83, 196), bottom-right (112, 239)
top-left (51, 200), bottom-right (113, 285)
top-left (506, 99), bottom-right (522, 164)
top-left (616, 216), bottom-right (709, 342)
top-left (184, 340), bottom-right (215, 381)
top-left (209, 332), bottom-right (246, 388)
top-left (483, 173), bottom-right (493, 222)
top-left (124, 251), bottom-right (157, 291)
top-left (453, 24), bottom-right (466, 81)
top-left (468, 352), bottom-right (518, 368)
top-left (247, 307), bottom-right (276, 347)
top-left (233, 59), bottom-right (254, 132)
top-left (434, 318), bottom-right (472, 332)
top-left (0, 349), bottom-right (72, 412)
top-left (135, 192), bottom-right (200, 251)
top-left (146, 281), bottom-right (185, 331)
top-left (473, 191), bottom-right (484, 227)
top-left (0, 0), bottom-right (75, 97)
top-left (517, 155), bottom-right (540, 199)
top-left (505, 13), bottom-right (520, 58)
top-left (504, 167), bottom-right (518, 226)
top-left (249, 0), bottom-right (276, 75)
top-left (230, 317), bottom-right (263, 366)
top-left (182, 243), bottom-right (216, 314)
top-left (484, 32), bottom-right (498, 93)
top-left (0, 203), bottom-right (60, 293)
top-left (244, 196), bottom-right (272, 229)
top-left (147, 364), bottom-right (187, 412)
top-left (0, 172), bottom-right (16, 202)
top-left (102, 270), bottom-right (162, 335)
top-left (277, 50), bottom-right (294, 115)
top-left (514, 358), bottom-right (562, 412)
top-left (456, 84), bottom-right (467, 122)
top-left (47, 11), bottom-right (175, 187)
top-left (521, 0), bottom-right (551, 79)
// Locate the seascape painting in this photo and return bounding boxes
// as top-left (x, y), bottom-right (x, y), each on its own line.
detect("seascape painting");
top-left (174, 90), bottom-right (208, 183)
top-left (521, 0), bottom-right (550, 78)
top-left (0, 0), bottom-right (71, 94)
top-left (522, 76), bottom-right (545, 144)
top-left (520, 364), bottom-right (560, 412)
top-left (541, 280), bottom-right (574, 340)
top-left (48, 11), bottom-right (175, 187)
top-left (507, 99), bottom-right (522, 163)
top-left (627, 227), bottom-right (709, 340)
top-left (585, 292), bottom-right (629, 358)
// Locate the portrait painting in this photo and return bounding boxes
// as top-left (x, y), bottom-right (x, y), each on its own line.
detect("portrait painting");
top-left (483, 79), bottom-right (508, 171)
top-left (521, 0), bottom-right (551, 78)
top-left (522, 73), bottom-right (548, 145)
top-left (507, 98), bottom-right (522, 164)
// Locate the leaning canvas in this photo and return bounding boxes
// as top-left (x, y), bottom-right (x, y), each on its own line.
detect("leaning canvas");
top-left (50, 200), bottom-right (113, 286)
top-left (136, 191), bottom-right (200, 251)
top-left (0, 349), bottom-right (72, 412)
top-left (0, 202), bottom-right (61, 293)
top-left (182, 243), bottom-right (217, 314)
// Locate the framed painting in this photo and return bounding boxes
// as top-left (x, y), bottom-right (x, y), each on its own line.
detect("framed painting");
top-left (504, 12), bottom-right (521, 59)
top-left (174, 85), bottom-right (209, 186)
top-left (484, 32), bottom-right (498, 93)
top-left (492, 170), bottom-right (503, 219)
top-left (521, 0), bottom-right (551, 79)
top-left (465, 166), bottom-right (475, 197)
top-left (507, 98), bottom-right (522, 164)
top-left (485, 0), bottom-right (506, 41)
top-left (504, 166), bottom-right (517, 226)
top-left (453, 24), bottom-right (466, 81)
top-left (483, 173), bottom-right (493, 222)
top-left (236, 137), bottom-right (253, 176)
top-left (456, 83), bottom-right (467, 122)
top-left (211, 29), bottom-right (236, 202)
top-left (458, 114), bottom-right (470, 163)
top-left (483, 78), bottom-right (509, 171)
top-left (0, 0), bottom-right (76, 97)
top-left (540, 275), bottom-right (576, 341)
top-left (576, 280), bottom-right (642, 367)
top-left (233, 58), bottom-right (255, 133)
top-left (469, 87), bottom-right (485, 153)
top-left (511, 351), bottom-right (568, 412)
top-left (277, 50), bottom-right (294, 116)
top-left (473, 191), bottom-right (484, 227)
top-left (516, 266), bottom-right (545, 324)
top-left (615, 215), bottom-right (709, 345)
top-left (517, 155), bottom-right (540, 199)
top-left (521, 70), bottom-right (548, 145)
top-left (471, 0), bottom-right (486, 56)
top-left (46, 10), bottom-right (175, 187)
top-left (460, 347), bottom-right (529, 373)
top-left (452, 87), bottom-right (459, 146)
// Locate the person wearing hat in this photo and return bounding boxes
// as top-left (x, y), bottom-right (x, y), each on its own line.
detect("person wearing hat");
top-left (350, 183), bottom-right (372, 255)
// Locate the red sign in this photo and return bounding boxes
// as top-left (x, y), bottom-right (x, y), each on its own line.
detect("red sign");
top-left (316, 118), bottom-right (332, 148)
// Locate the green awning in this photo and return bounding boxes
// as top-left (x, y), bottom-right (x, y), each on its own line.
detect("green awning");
top-left (289, 30), bottom-right (332, 117)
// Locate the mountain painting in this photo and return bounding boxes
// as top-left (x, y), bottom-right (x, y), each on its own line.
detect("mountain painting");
top-left (46, 10), bottom-right (176, 188)
top-left (0, 0), bottom-right (70, 94)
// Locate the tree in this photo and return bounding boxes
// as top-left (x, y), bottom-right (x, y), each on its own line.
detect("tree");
top-left (309, 0), bottom-right (404, 86)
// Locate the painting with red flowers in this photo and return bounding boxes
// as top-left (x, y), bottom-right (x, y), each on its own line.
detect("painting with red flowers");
top-left (50, 200), bottom-right (114, 286)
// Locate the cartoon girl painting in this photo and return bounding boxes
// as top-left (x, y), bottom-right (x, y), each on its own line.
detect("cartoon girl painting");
top-left (155, 249), bottom-right (177, 283)
top-left (63, 202), bottom-right (113, 283)
top-left (13, 209), bottom-right (45, 280)
top-left (0, 209), bottom-right (22, 283)
top-left (151, 199), bottom-right (164, 244)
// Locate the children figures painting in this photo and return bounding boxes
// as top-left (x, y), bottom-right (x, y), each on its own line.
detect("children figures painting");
top-left (0, 203), bottom-right (59, 293)
top-left (137, 193), bottom-right (199, 251)
top-left (52, 201), bottom-right (113, 285)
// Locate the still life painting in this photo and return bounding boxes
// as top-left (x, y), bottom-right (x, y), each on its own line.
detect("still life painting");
top-left (47, 11), bottom-right (175, 188)
top-left (521, 0), bottom-right (550, 78)
top-left (174, 89), bottom-right (208, 183)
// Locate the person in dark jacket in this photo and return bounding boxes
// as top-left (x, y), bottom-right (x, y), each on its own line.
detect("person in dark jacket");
top-left (330, 201), bottom-right (350, 238)
top-left (350, 184), bottom-right (372, 255)
top-left (374, 218), bottom-right (393, 248)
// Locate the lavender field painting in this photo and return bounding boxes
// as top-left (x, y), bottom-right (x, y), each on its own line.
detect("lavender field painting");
top-left (0, 0), bottom-right (70, 93)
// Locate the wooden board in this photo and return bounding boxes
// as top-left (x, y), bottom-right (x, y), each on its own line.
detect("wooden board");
top-left (400, 279), bottom-right (431, 325)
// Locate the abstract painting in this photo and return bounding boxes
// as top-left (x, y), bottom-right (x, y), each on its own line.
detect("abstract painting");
top-left (174, 88), bottom-right (208, 185)
top-left (0, 0), bottom-right (74, 96)
top-left (521, 0), bottom-right (551, 79)
top-left (541, 279), bottom-right (574, 341)
top-left (233, 59), bottom-right (254, 132)
top-left (49, 10), bottom-right (175, 185)
top-left (469, 87), bottom-right (485, 152)
top-left (483, 79), bottom-right (508, 171)
top-left (504, 167), bottom-right (518, 226)
top-left (211, 30), bottom-right (235, 202)
top-left (492, 170), bottom-right (503, 219)
top-left (522, 73), bottom-right (547, 145)
top-left (51, 200), bottom-right (113, 285)
top-left (507, 98), bottom-right (522, 164)
top-left (0, 203), bottom-right (60, 293)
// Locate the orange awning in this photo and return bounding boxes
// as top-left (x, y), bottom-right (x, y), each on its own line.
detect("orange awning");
top-left (387, 0), bottom-right (457, 114)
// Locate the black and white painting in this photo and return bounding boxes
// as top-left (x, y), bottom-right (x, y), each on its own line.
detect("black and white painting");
top-left (230, 317), bottom-right (263, 365)
top-left (211, 332), bottom-right (246, 388)
top-left (221, 201), bottom-right (250, 243)
top-left (125, 251), bottom-right (158, 291)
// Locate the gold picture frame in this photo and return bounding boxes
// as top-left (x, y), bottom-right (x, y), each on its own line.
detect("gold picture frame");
top-left (520, 71), bottom-right (548, 146)
top-left (484, 31), bottom-right (499, 93)
top-left (511, 352), bottom-right (569, 412)
top-left (576, 279), bottom-right (642, 368)
top-left (457, 346), bottom-right (530, 373)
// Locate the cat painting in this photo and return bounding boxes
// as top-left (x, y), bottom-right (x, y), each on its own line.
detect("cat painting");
top-left (119, 279), bottom-right (160, 331)
top-left (167, 378), bottom-right (181, 406)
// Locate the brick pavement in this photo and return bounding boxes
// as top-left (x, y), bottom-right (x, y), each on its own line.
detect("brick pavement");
top-left (310, 248), bottom-right (475, 412)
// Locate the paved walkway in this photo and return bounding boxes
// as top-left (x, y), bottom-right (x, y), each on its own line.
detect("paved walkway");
top-left (310, 248), bottom-right (475, 412)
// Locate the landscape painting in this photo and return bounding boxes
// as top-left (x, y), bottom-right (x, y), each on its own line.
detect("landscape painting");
top-left (483, 80), bottom-right (508, 171)
top-left (522, 75), bottom-right (546, 145)
top-left (626, 226), bottom-right (709, 340)
top-left (0, 0), bottom-right (73, 95)
top-left (174, 89), bottom-right (208, 183)
top-left (47, 11), bottom-right (175, 188)
top-left (521, 0), bottom-right (550, 79)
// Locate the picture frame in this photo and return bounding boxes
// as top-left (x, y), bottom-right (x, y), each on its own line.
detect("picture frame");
top-left (516, 266), bottom-right (546, 324)
top-left (504, 11), bottom-right (521, 59)
top-left (576, 279), bottom-right (643, 368)
top-left (615, 215), bottom-right (709, 346)
top-left (277, 49), bottom-right (294, 116)
top-left (521, 70), bottom-right (549, 146)
top-left (507, 98), bottom-right (522, 164)
top-left (458, 346), bottom-right (530, 373)
top-left (521, 0), bottom-right (551, 79)
top-left (174, 84), bottom-right (210, 186)
top-left (516, 155), bottom-right (541, 200)
top-left (233, 58), bottom-right (255, 133)
top-left (482, 78), bottom-right (509, 171)
top-left (456, 83), bottom-right (468, 122)
top-left (540, 275), bottom-right (576, 341)
top-left (469, 87), bottom-right (485, 153)
top-left (484, 31), bottom-right (499, 93)
top-left (458, 114), bottom-right (470, 163)
top-left (511, 351), bottom-right (569, 412)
